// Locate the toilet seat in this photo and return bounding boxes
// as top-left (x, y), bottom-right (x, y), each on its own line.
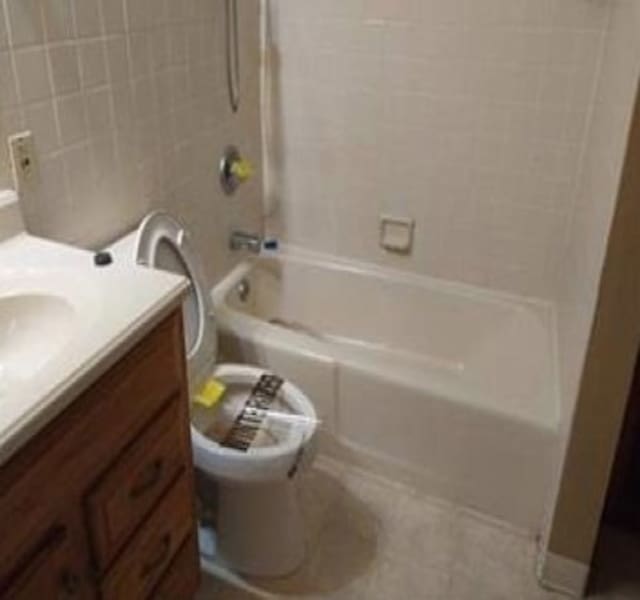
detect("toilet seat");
top-left (133, 212), bottom-right (318, 485)
top-left (134, 212), bottom-right (217, 385)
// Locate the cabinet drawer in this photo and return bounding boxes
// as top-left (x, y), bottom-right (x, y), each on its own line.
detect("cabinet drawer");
top-left (101, 475), bottom-right (194, 600)
top-left (151, 532), bottom-right (200, 599)
top-left (0, 519), bottom-right (93, 600)
top-left (87, 399), bottom-right (187, 571)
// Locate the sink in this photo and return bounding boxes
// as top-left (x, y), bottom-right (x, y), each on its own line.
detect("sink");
top-left (0, 293), bottom-right (77, 385)
top-left (0, 212), bottom-right (188, 463)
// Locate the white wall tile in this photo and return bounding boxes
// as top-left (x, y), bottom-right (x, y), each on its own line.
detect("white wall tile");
top-left (104, 37), bottom-right (130, 83)
top-left (84, 87), bottom-right (111, 136)
top-left (14, 46), bottom-right (51, 103)
top-left (0, 0), bottom-right (263, 289)
top-left (0, 50), bottom-right (18, 109)
top-left (42, 0), bottom-right (74, 42)
top-left (128, 32), bottom-right (151, 78)
top-left (73, 0), bottom-right (102, 39)
top-left (125, 0), bottom-right (153, 33)
top-left (24, 99), bottom-right (59, 154)
top-left (77, 40), bottom-right (107, 89)
top-left (267, 0), bottom-right (612, 299)
top-left (100, 0), bottom-right (125, 34)
top-left (5, 0), bottom-right (44, 47)
top-left (48, 44), bottom-right (81, 95)
top-left (56, 93), bottom-right (88, 145)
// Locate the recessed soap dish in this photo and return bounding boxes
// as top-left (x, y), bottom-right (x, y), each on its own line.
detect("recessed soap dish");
top-left (379, 215), bottom-right (415, 254)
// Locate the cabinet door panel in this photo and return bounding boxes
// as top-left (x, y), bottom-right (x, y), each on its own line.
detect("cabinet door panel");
top-left (151, 533), bottom-right (201, 600)
top-left (101, 476), bottom-right (194, 600)
top-left (87, 399), bottom-right (187, 571)
top-left (1, 517), bottom-right (95, 600)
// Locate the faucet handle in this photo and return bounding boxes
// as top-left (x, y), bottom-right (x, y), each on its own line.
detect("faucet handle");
top-left (220, 146), bottom-right (253, 195)
top-left (230, 157), bottom-right (254, 183)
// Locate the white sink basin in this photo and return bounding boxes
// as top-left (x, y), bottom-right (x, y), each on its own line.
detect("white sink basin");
top-left (0, 269), bottom-right (98, 399)
top-left (0, 293), bottom-right (77, 384)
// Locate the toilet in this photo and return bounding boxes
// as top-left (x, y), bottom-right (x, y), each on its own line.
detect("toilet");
top-left (109, 211), bottom-right (318, 577)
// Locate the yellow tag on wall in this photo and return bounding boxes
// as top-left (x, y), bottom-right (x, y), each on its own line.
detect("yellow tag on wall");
top-left (230, 158), bottom-right (254, 182)
top-left (194, 378), bottom-right (227, 409)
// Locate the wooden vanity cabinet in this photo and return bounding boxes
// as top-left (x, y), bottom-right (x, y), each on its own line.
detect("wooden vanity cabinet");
top-left (0, 310), bottom-right (201, 600)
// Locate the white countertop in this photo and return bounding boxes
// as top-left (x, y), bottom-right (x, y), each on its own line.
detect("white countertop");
top-left (0, 232), bottom-right (188, 465)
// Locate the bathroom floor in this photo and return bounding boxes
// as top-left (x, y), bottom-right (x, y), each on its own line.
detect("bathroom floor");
top-left (194, 458), bottom-right (635, 600)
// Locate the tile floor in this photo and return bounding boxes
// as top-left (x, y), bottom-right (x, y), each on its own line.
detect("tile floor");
top-left (195, 458), bottom-right (639, 599)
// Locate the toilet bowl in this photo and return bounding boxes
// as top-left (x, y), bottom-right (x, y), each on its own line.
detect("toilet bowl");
top-left (109, 212), bottom-right (318, 576)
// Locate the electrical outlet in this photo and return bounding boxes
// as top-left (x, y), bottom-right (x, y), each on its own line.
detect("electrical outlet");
top-left (8, 131), bottom-right (39, 191)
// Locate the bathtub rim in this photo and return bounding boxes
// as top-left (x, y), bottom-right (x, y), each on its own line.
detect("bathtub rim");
top-left (216, 244), bottom-right (557, 313)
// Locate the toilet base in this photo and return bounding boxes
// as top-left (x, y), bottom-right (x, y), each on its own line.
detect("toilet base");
top-left (217, 479), bottom-right (306, 577)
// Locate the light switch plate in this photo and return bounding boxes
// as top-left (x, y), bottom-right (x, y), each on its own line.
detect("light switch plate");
top-left (8, 131), bottom-right (39, 192)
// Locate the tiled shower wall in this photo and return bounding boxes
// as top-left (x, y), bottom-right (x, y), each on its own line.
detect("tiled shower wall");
top-left (265, 0), bottom-right (611, 299)
top-left (544, 0), bottom-right (640, 568)
top-left (557, 0), bottom-right (640, 422)
top-left (0, 0), bottom-right (262, 287)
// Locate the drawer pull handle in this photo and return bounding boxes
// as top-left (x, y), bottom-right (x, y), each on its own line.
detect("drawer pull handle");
top-left (129, 458), bottom-right (164, 499)
top-left (140, 533), bottom-right (172, 578)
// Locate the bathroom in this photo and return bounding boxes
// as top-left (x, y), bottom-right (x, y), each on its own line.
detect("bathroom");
top-left (0, 0), bottom-right (639, 598)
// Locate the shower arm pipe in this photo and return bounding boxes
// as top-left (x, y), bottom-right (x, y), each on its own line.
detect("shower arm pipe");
top-left (226, 0), bottom-right (240, 113)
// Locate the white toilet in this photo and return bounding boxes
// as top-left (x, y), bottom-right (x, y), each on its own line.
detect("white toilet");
top-left (110, 212), bottom-right (318, 577)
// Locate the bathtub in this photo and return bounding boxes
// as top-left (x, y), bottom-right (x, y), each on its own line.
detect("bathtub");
top-left (212, 248), bottom-right (561, 531)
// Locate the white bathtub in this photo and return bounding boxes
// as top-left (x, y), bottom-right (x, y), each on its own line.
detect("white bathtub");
top-left (212, 248), bottom-right (561, 531)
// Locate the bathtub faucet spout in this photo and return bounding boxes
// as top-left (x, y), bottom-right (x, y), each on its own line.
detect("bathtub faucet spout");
top-left (230, 230), bottom-right (263, 253)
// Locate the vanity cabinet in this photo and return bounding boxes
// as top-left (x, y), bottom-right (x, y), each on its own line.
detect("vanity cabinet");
top-left (0, 310), bottom-right (200, 599)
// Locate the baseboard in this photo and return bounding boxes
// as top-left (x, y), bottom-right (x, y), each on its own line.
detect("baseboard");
top-left (537, 549), bottom-right (590, 598)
